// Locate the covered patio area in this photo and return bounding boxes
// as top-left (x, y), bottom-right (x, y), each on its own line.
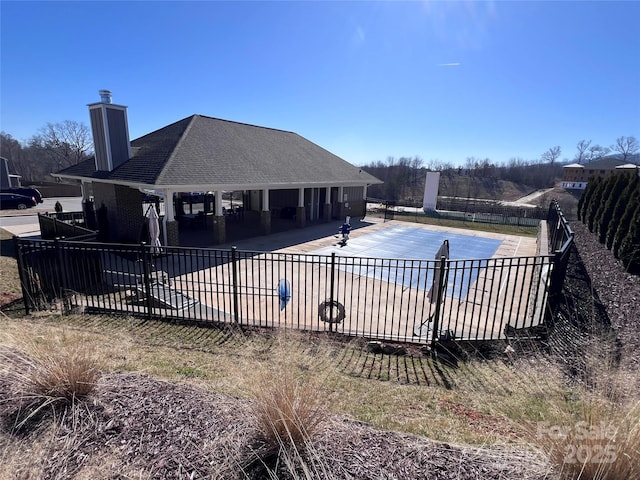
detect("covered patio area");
top-left (54, 93), bottom-right (380, 248)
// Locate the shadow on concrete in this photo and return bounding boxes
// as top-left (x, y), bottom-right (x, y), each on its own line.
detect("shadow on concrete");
top-left (180, 217), bottom-right (376, 252)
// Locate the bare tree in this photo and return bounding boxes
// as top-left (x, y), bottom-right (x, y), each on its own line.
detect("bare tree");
top-left (587, 144), bottom-right (610, 162)
top-left (611, 136), bottom-right (639, 162)
top-left (575, 140), bottom-right (591, 163)
top-left (35, 120), bottom-right (92, 169)
top-left (465, 157), bottom-right (479, 175)
top-left (410, 156), bottom-right (423, 186)
top-left (541, 146), bottom-right (562, 164)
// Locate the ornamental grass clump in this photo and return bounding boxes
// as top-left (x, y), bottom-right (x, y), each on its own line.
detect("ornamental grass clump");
top-left (249, 334), bottom-right (330, 454)
top-left (534, 395), bottom-right (640, 480)
top-left (523, 346), bottom-right (640, 480)
top-left (26, 347), bottom-right (99, 402)
top-left (252, 367), bottom-right (325, 451)
top-left (0, 340), bottom-right (100, 433)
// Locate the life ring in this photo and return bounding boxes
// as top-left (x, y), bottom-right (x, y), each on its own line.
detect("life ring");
top-left (318, 300), bottom-right (346, 323)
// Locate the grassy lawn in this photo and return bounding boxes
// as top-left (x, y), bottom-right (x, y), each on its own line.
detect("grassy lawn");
top-left (3, 310), bottom-right (639, 480)
top-left (0, 312), bottom-right (558, 446)
top-left (371, 212), bottom-right (540, 237)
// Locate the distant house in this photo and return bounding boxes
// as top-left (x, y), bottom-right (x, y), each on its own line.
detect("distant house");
top-left (561, 156), bottom-right (639, 191)
top-left (54, 91), bottom-right (381, 246)
top-left (0, 156), bottom-right (22, 189)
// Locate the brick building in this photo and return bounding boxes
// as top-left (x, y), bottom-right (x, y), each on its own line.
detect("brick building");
top-left (561, 157), bottom-right (639, 190)
top-left (54, 91), bottom-right (381, 246)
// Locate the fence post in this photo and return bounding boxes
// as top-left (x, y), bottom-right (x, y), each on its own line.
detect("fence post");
top-left (329, 252), bottom-right (336, 331)
top-left (140, 242), bottom-right (153, 320)
top-left (231, 246), bottom-right (240, 324)
top-left (54, 237), bottom-right (68, 302)
top-left (430, 255), bottom-right (448, 351)
top-left (548, 249), bottom-right (566, 301)
top-left (14, 237), bottom-right (31, 315)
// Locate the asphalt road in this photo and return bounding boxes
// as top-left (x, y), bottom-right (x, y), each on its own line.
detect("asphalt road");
top-left (0, 196), bottom-right (83, 236)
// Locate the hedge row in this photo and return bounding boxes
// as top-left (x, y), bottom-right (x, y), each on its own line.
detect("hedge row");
top-left (577, 172), bottom-right (640, 274)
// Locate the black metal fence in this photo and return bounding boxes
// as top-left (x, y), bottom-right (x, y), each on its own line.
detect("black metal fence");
top-left (38, 212), bottom-right (94, 240)
top-left (15, 236), bottom-right (553, 344)
top-left (366, 199), bottom-right (544, 227)
top-left (546, 200), bottom-right (575, 298)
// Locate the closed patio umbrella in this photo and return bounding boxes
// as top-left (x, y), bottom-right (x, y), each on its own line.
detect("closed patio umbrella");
top-left (428, 239), bottom-right (449, 303)
top-left (414, 239), bottom-right (449, 337)
top-left (147, 205), bottom-right (162, 254)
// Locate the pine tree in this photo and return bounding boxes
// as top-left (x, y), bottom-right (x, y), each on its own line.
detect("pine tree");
top-left (586, 178), bottom-right (605, 232)
top-left (592, 176), bottom-right (617, 240)
top-left (606, 175), bottom-right (639, 249)
top-left (618, 202), bottom-right (640, 274)
top-left (612, 183), bottom-right (640, 258)
top-left (597, 174), bottom-right (632, 244)
top-left (578, 177), bottom-right (597, 221)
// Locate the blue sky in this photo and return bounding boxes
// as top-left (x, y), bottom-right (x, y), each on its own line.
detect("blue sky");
top-left (1, 1), bottom-right (639, 167)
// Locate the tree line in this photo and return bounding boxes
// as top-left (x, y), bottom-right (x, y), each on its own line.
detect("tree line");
top-left (362, 156), bottom-right (564, 201)
top-left (1, 121), bottom-right (92, 183)
top-left (362, 136), bottom-right (638, 202)
top-left (1, 118), bottom-right (637, 193)
top-left (577, 172), bottom-right (640, 275)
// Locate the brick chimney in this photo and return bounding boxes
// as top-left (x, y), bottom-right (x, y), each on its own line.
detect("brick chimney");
top-left (88, 90), bottom-right (131, 172)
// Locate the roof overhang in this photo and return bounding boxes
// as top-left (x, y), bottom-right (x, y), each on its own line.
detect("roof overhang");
top-left (51, 172), bottom-right (382, 192)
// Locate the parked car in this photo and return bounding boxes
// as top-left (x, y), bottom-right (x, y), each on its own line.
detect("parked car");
top-left (0, 187), bottom-right (43, 203)
top-left (0, 192), bottom-right (38, 210)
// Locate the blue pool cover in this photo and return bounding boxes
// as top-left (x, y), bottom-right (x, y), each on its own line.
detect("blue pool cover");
top-left (311, 225), bottom-right (503, 297)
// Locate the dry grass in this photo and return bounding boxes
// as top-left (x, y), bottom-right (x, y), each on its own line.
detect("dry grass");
top-left (537, 397), bottom-right (640, 480)
top-left (0, 331), bottom-right (100, 433)
top-left (249, 335), bottom-right (329, 453)
top-left (0, 315), bottom-right (550, 445)
top-left (470, 341), bottom-right (640, 480)
top-left (525, 355), bottom-right (640, 480)
top-left (0, 312), bottom-right (637, 478)
top-left (0, 254), bottom-right (21, 306)
top-left (26, 348), bottom-right (98, 402)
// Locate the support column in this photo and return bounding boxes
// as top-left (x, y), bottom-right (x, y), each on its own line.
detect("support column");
top-left (260, 188), bottom-right (271, 235)
top-left (337, 186), bottom-right (345, 219)
top-left (212, 190), bottom-right (226, 244)
top-left (166, 220), bottom-right (180, 247)
top-left (163, 190), bottom-right (179, 246)
top-left (212, 216), bottom-right (226, 244)
top-left (359, 184), bottom-right (368, 217)
top-left (296, 187), bottom-right (306, 228)
top-left (323, 186), bottom-right (331, 222)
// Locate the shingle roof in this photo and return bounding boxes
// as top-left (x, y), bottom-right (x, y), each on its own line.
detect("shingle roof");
top-left (56, 115), bottom-right (381, 189)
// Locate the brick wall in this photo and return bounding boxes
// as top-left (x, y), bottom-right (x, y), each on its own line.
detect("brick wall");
top-left (93, 183), bottom-right (144, 243)
top-left (114, 184), bottom-right (145, 243)
top-left (92, 183), bottom-right (117, 241)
